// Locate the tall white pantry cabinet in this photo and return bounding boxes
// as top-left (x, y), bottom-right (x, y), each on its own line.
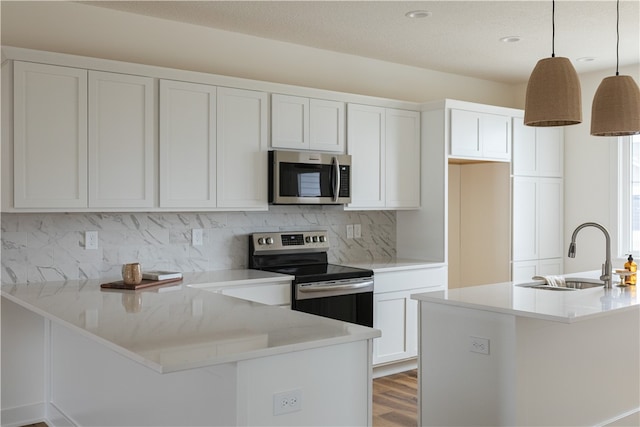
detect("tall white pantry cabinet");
top-left (511, 117), bottom-right (564, 282)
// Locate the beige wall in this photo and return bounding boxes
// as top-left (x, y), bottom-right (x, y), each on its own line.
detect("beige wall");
top-left (448, 162), bottom-right (511, 288)
top-left (1, 1), bottom-right (518, 107)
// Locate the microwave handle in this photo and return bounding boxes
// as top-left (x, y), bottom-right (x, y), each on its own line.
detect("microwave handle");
top-left (332, 156), bottom-right (340, 202)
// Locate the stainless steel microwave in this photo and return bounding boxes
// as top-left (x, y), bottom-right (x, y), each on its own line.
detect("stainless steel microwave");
top-left (269, 150), bottom-right (352, 205)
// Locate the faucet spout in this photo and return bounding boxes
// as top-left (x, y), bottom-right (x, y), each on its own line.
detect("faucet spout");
top-left (568, 222), bottom-right (613, 288)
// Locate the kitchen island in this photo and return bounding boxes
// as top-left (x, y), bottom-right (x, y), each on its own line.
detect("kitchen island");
top-left (412, 272), bottom-right (640, 427)
top-left (1, 270), bottom-right (380, 427)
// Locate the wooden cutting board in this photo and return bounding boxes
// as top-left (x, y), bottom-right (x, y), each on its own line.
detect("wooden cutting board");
top-left (100, 277), bottom-right (183, 290)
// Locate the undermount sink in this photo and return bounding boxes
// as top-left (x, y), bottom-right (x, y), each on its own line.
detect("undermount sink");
top-left (517, 278), bottom-right (605, 291)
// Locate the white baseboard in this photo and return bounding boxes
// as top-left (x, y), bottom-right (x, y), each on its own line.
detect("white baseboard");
top-left (373, 358), bottom-right (417, 378)
top-left (46, 402), bottom-right (77, 427)
top-left (599, 407), bottom-right (640, 427)
top-left (1, 402), bottom-right (45, 427)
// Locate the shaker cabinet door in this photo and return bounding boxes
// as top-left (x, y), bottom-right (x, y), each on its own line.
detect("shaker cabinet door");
top-left (88, 71), bottom-right (155, 208)
top-left (13, 61), bottom-right (88, 208)
top-left (309, 98), bottom-right (345, 152)
top-left (216, 87), bottom-right (268, 209)
top-left (385, 108), bottom-right (420, 208)
top-left (481, 113), bottom-right (511, 161)
top-left (159, 79), bottom-right (217, 208)
top-left (346, 104), bottom-right (386, 209)
top-left (271, 94), bottom-right (309, 150)
top-left (450, 109), bottom-right (481, 158)
top-left (512, 177), bottom-right (538, 261)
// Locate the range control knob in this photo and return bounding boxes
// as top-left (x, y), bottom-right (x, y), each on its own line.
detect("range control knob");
top-left (266, 237), bottom-right (274, 245)
top-left (305, 236), bottom-right (312, 243)
top-left (319, 235), bottom-right (327, 243)
top-left (312, 236), bottom-right (319, 243)
top-left (257, 237), bottom-right (265, 245)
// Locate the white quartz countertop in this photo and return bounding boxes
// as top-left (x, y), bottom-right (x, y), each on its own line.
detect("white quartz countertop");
top-left (411, 271), bottom-right (640, 323)
top-left (345, 258), bottom-right (445, 273)
top-left (1, 270), bottom-right (380, 374)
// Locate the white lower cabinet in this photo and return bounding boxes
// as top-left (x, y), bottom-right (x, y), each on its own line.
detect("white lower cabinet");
top-left (372, 266), bottom-right (446, 365)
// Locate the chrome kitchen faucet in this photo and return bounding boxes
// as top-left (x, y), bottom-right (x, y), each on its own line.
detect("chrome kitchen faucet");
top-left (568, 222), bottom-right (613, 288)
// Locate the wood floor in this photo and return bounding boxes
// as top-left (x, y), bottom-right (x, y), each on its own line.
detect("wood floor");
top-left (373, 369), bottom-right (418, 426)
top-left (20, 370), bottom-right (418, 427)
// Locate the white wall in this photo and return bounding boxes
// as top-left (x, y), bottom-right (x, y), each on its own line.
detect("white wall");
top-left (563, 64), bottom-right (639, 273)
top-left (0, 1), bottom-right (517, 107)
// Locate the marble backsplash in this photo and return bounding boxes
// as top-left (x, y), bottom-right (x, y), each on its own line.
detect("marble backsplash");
top-left (1, 206), bottom-right (396, 284)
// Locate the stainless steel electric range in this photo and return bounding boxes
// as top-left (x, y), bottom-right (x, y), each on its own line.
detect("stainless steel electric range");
top-left (248, 231), bottom-right (374, 327)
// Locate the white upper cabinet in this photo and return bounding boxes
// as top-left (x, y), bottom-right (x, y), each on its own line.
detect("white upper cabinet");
top-left (347, 104), bottom-right (420, 210)
top-left (309, 98), bottom-right (345, 152)
top-left (159, 80), bottom-right (217, 208)
top-left (385, 109), bottom-right (420, 208)
top-left (13, 61), bottom-right (88, 208)
top-left (512, 117), bottom-right (563, 177)
top-left (346, 104), bottom-right (385, 209)
top-left (160, 82), bottom-right (268, 210)
top-left (216, 87), bottom-right (268, 210)
top-left (450, 109), bottom-right (511, 161)
top-left (89, 71), bottom-right (155, 208)
top-left (271, 94), bottom-right (345, 152)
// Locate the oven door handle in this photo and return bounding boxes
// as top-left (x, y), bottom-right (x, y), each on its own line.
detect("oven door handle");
top-left (298, 280), bottom-right (373, 292)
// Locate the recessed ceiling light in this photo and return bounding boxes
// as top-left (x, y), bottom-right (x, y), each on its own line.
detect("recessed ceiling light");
top-left (500, 36), bottom-right (521, 43)
top-left (405, 10), bottom-right (432, 19)
top-left (576, 57), bottom-right (596, 62)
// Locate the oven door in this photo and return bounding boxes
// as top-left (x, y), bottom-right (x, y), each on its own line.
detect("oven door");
top-left (292, 277), bottom-right (373, 327)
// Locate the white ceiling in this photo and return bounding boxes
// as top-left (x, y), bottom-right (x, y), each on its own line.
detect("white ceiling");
top-left (83, 0), bottom-right (640, 84)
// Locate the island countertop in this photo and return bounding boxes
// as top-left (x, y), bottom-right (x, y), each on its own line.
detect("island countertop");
top-left (411, 271), bottom-right (640, 323)
top-left (1, 270), bottom-right (380, 374)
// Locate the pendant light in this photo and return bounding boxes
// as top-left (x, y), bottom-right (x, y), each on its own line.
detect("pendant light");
top-left (590, 0), bottom-right (640, 136)
top-left (524, 0), bottom-right (582, 127)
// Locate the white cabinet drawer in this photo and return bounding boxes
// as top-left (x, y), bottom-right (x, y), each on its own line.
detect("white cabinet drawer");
top-left (197, 281), bottom-right (291, 306)
top-left (374, 267), bottom-right (446, 294)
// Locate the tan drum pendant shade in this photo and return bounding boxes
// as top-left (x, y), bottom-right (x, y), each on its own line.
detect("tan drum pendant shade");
top-left (591, 75), bottom-right (640, 136)
top-left (524, 56), bottom-right (582, 127)
top-left (590, 0), bottom-right (640, 137)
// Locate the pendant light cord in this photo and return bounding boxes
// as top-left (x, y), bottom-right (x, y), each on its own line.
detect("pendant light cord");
top-left (616, 0), bottom-right (620, 75)
top-left (551, 0), bottom-right (555, 57)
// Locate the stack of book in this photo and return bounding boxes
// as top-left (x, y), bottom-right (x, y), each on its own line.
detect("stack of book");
top-left (141, 271), bottom-right (183, 281)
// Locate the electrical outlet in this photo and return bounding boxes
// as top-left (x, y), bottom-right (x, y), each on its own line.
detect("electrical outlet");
top-left (346, 224), bottom-right (354, 239)
top-left (273, 389), bottom-right (302, 415)
top-left (354, 224), bottom-right (361, 238)
top-left (85, 231), bottom-right (98, 250)
top-left (469, 336), bottom-right (490, 355)
top-left (192, 229), bottom-right (204, 246)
